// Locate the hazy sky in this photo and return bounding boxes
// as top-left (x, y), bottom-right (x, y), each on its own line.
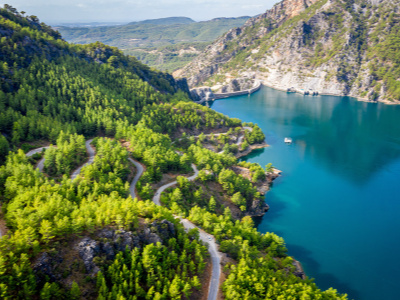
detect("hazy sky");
top-left (3, 0), bottom-right (278, 24)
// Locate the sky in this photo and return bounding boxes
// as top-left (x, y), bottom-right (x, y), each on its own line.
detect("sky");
top-left (2, 0), bottom-right (278, 24)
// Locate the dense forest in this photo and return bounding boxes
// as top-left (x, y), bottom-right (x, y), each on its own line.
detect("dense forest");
top-left (0, 5), bottom-right (346, 299)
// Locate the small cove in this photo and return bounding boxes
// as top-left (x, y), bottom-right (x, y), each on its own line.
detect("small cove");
top-left (210, 86), bottom-right (400, 300)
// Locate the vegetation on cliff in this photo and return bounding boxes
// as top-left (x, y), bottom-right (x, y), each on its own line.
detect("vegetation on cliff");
top-left (178, 0), bottom-right (400, 103)
top-left (0, 5), bottom-right (346, 299)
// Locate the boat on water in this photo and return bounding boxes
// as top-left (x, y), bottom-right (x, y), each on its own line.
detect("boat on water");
top-left (284, 137), bottom-right (293, 144)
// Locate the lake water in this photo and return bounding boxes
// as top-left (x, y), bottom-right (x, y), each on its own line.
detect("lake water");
top-left (210, 86), bottom-right (400, 300)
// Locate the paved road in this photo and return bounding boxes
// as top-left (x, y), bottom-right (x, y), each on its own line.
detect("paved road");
top-left (128, 157), bottom-right (144, 199)
top-left (25, 146), bottom-right (51, 157)
top-left (26, 146), bottom-right (51, 172)
top-left (26, 139), bottom-right (95, 178)
top-left (152, 163), bottom-right (199, 206)
top-left (25, 141), bottom-right (222, 299)
top-left (235, 126), bottom-right (253, 147)
top-left (71, 139), bottom-right (95, 180)
top-left (180, 126), bottom-right (253, 154)
top-left (180, 218), bottom-right (221, 300)
top-left (150, 163), bottom-right (221, 300)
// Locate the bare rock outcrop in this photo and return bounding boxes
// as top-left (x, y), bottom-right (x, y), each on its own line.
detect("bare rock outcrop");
top-left (177, 0), bottom-right (400, 103)
top-left (191, 87), bottom-right (215, 102)
top-left (32, 220), bottom-right (176, 286)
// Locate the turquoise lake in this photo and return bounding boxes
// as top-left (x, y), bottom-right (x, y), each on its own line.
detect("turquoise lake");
top-left (210, 86), bottom-right (400, 300)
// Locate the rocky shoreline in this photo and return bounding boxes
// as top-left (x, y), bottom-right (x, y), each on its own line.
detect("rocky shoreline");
top-left (177, 0), bottom-right (400, 105)
top-left (262, 81), bottom-right (399, 105)
top-left (191, 80), bottom-right (261, 103)
top-left (192, 79), bottom-right (400, 106)
top-left (235, 142), bottom-right (268, 159)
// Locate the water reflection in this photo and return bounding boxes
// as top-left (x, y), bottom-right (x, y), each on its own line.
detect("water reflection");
top-left (210, 86), bottom-right (400, 300)
top-left (289, 97), bottom-right (400, 183)
top-left (212, 88), bottom-right (400, 184)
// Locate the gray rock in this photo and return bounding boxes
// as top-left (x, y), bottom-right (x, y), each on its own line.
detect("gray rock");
top-left (152, 220), bottom-right (176, 240)
top-left (177, 0), bottom-right (400, 103)
top-left (113, 230), bottom-right (136, 252)
top-left (33, 252), bottom-right (62, 283)
top-left (76, 237), bottom-right (100, 274)
top-left (190, 87), bottom-right (215, 102)
top-left (140, 228), bottom-right (163, 245)
top-left (101, 242), bottom-right (115, 260)
top-left (98, 228), bottom-right (114, 239)
top-left (220, 78), bottom-right (254, 93)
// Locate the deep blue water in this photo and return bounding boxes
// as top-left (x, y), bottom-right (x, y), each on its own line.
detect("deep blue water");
top-left (210, 86), bottom-right (400, 300)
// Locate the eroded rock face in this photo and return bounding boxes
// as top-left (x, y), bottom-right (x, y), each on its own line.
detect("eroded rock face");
top-left (33, 252), bottom-right (63, 283)
top-left (178, 0), bottom-right (319, 87)
top-left (112, 229), bottom-right (141, 252)
top-left (220, 78), bottom-right (255, 93)
top-left (177, 0), bottom-right (400, 103)
top-left (247, 199), bottom-right (270, 217)
top-left (191, 87), bottom-right (215, 102)
top-left (77, 237), bottom-right (100, 274)
top-left (32, 220), bottom-right (176, 286)
top-left (153, 220), bottom-right (176, 240)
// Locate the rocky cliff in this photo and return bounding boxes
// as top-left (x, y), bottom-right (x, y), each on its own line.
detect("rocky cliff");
top-left (33, 220), bottom-right (176, 298)
top-left (176, 0), bottom-right (400, 103)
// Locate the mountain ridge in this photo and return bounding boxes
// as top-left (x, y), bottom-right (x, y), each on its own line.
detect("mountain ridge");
top-left (176, 0), bottom-right (400, 104)
top-left (128, 16), bottom-right (195, 25)
top-left (56, 15), bottom-right (250, 71)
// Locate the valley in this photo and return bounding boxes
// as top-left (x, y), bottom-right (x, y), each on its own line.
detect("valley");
top-left (1, 0), bottom-right (400, 299)
top-left (56, 17), bottom-right (249, 71)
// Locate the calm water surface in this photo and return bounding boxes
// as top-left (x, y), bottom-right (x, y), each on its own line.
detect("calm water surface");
top-left (210, 86), bottom-right (400, 300)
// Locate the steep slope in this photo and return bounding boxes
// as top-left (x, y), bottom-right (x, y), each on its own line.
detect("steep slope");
top-left (0, 6), bottom-right (191, 154)
top-left (177, 0), bottom-right (400, 103)
top-left (56, 17), bottom-right (250, 71)
top-left (0, 6), bottom-right (347, 300)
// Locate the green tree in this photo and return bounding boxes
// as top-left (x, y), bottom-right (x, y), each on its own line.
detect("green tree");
top-left (265, 163), bottom-right (273, 173)
top-left (70, 281), bottom-right (81, 299)
top-left (0, 135), bottom-right (9, 163)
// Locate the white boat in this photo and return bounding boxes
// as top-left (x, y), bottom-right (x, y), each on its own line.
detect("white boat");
top-left (284, 137), bottom-right (292, 144)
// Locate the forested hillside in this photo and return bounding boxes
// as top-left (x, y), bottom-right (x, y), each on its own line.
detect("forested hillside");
top-left (178, 0), bottom-right (400, 103)
top-left (0, 5), bottom-right (347, 299)
top-left (56, 17), bottom-right (249, 71)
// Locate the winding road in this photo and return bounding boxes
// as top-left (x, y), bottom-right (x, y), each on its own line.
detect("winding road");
top-left (182, 126), bottom-right (253, 155)
top-left (152, 163), bottom-right (199, 206)
top-left (26, 146), bottom-right (51, 172)
top-left (128, 158), bottom-right (145, 199)
top-left (149, 163), bottom-right (221, 300)
top-left (71, 139), bottom-right (95, 180)
top-left (23, 139), bottom-right (222, 300)
top-left (180, 218), bottom-right (221, 300)
top-left (26, 139), bottom-right (96, 177)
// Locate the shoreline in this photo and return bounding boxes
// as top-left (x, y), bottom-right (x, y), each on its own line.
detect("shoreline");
top-left (261, 81), bottom-right (399, 105)
top-left (193, 80), bottom-right (399, 105)
top-left (235, 142), bottom-right (268, 159)
top-left (204, 95), bottom-right (308, 280)
top-left (193, 80), bottom-right (262, 104)
top-left (237, 140), bottom-right (309, 280)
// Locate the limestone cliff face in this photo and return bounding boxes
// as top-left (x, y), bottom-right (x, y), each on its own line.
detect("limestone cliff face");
top-left (176, 0), bottom-right (400, 103)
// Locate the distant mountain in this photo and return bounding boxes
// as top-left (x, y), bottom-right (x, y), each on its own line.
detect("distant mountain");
top-left (50, 22), bottom-right (128, 27)
top-left (0, 6), bottom-right (347, 300)
top-left (128, 16), bottom-right (195, 25)
top-left (56, 16), bottom-right (250, 71)
top-left (177, 0), bottom-right (400, 104)
top-left (56, 16), bottom-right (250, 49)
